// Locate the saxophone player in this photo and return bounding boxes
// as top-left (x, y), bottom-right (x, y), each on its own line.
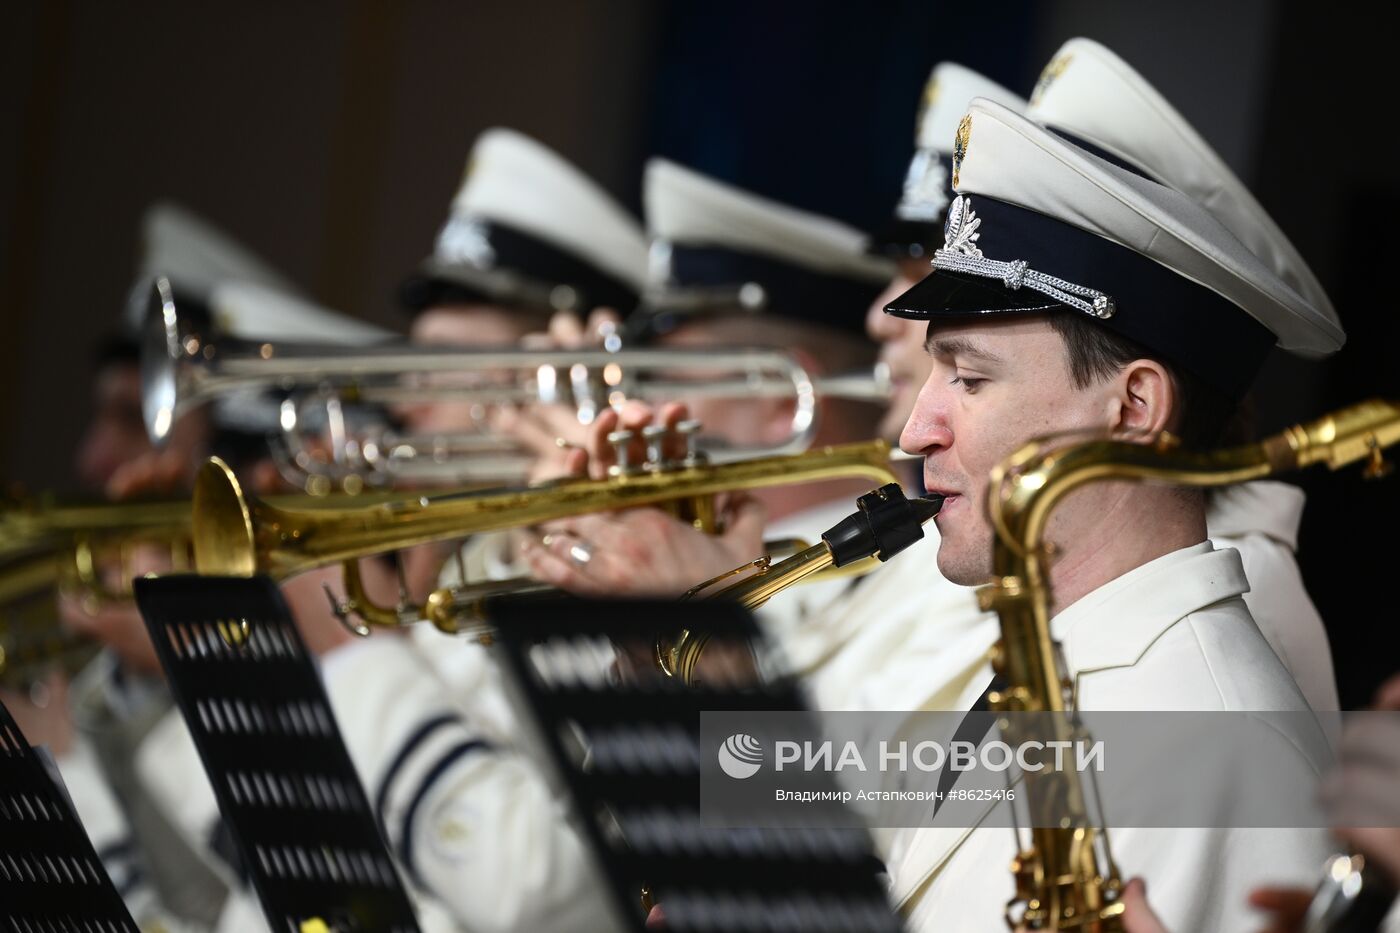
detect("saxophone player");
top-left (881, 95), bottom-right (1342, 930)
top-left (534, 45), bottom-right (1341, 727)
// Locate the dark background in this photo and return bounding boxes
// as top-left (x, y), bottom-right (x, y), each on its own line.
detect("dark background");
top-left (1, 0), bottom-right (1395, 706)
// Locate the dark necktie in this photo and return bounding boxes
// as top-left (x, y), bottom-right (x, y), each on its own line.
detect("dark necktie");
top-left (932, 674), bottom-right (1006, 815)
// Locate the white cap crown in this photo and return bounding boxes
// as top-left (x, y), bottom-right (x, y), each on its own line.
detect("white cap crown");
top-left (643, 159), bottom-right (892, 284)
top-left (128, 202), bottom-right (300, 331)
top-left (439, 128), bottom-right (648, 293)
top-left (1027, 37), bottom-right (1337, 326)
top-left (953, 98), bottom-right (1344, 357)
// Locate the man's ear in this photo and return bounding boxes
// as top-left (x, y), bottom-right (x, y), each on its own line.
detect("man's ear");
top-left (1108, 359), bottom-right (1177, 439)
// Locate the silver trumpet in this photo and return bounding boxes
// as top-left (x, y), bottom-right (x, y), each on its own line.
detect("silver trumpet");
top-left (139, 277), bottom-right (893, 491)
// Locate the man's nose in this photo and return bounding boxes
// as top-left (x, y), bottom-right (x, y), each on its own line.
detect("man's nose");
top-left (899, 378), bottom-right (953, 456)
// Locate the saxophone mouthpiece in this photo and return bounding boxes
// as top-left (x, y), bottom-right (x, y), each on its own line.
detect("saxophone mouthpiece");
top-left (823, 484), bottom-right (943, 568)
top-left (913, 493), bottom-right (946, 523)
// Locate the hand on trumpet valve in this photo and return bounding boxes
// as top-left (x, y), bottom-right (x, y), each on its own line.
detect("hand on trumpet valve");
top-left (488, 403), bottom-right (594, 483)
top-left (584, 401), bottom-right (694, 480)
top-left (519, 490), bottom-right (765, 598)
top-left (490, 308), bottom-right (627, 483)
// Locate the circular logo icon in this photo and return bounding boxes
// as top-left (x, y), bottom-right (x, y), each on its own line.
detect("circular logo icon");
top-left (718, 733), bottom-right (764, 779)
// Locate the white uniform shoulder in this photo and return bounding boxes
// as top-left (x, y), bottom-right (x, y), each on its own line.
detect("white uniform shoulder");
top-left (1207, 481), bottom-right (1339, 710)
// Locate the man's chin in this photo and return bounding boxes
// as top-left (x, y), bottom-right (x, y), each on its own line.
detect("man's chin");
top-left (935, 547), bottom-right (993, 588)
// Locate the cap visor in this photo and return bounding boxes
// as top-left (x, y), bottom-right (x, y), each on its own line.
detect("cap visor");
top-left (397, 259), bottom-right (500, 312)
top-left (884, 268), bottom-right (1068, 320)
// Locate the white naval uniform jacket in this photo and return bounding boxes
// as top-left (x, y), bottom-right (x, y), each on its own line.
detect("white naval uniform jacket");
top-left (1207, 481), bottom-right (1338, 710)
top-left (885, 541), bottom-right (1333, 933)
top-left (305, 496), bottom-right (859, 933)
top-left (317, 634), bottom-right (624, 933)
top-left (69, 655), bottom-right (232, 928)
top-left (797, 481), bottom-right (1335, 715)
top-left (133, 657), bottom-right (473, 933)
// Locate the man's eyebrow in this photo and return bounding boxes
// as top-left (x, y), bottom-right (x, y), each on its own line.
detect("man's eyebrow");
top-left (924, 335), bottom-right (1005, 364)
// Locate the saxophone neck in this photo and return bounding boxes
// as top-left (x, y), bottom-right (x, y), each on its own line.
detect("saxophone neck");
top-left (1265, 398), bottom-right (1400, 474)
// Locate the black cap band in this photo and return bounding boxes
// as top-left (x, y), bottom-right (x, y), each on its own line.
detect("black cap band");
top-left (398, 219), bottom-right (640, 317)
top-left (628, 244), bottom-right (882, 341)
top-left (885, 195), bottom-right (1274, 401)
top-left (870, 216), bottom-right (945, 260)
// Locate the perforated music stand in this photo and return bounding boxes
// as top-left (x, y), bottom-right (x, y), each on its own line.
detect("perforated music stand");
top-left (0, 699), bottom-right (139, 931)
top-left (133, 575), bottom-right (420, 933)
top-left (488, 596), bottom-right (904, 933)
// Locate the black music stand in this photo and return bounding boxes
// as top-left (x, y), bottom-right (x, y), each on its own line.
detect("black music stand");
top-left (488, 595), bottom-right (904, 933)
top-left (0, 699), bottom-right (140, 931)
top-left (133, 575), bottom-right (421, 933)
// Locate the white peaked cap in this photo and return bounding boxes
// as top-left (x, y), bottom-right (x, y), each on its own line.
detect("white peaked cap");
top-left (440, 128), bottom-right (648, 293)
top-left (207, 281), bottom-right (393, 346)
top-left (644, 159), bottom-right (892, 283)
top-left (1027, 37), bottom-right (1337, 326)
top-left (915, 62), bottom-right (1027, 153)
top-left (892, 63), bottom-right (1027, 229)
top-left (896, 99), bottom-right (1344, 366)
top-left (127, 201), bottom-right (300, 331)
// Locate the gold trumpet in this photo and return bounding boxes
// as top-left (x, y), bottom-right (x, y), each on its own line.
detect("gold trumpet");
top-left (0, 487), bottom-right (411, 682)
top-left (0, 498), bottom-right (192, 685)
top-left (1, 498), bottom-right (194, 605)
top-left (192, 438), bottom-right (907, 632)
top-left (976, 398), bottom-right (1399, 931)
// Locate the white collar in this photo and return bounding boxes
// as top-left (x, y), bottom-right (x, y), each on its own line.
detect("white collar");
top-left (1051, 541), bottom-right (1250, 675)
top-left (1204, 480), bottom-right (1305, 550)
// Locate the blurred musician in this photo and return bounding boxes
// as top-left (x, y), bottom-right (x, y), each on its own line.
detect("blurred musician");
top-left (520, 158), bottom-right (893, 630)
top-left (295, 129), bottom-right (650, 933)
top-left (4, 202), bottom-right (308, 930)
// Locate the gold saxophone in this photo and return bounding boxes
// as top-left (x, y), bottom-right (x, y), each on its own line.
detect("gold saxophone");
top-left (658, 483), bottom-right (943, 684)
top-left (974, 398), bottom-right (1399, 931)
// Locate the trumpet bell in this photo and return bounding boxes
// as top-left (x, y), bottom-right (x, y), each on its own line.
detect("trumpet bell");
top-left (141, 276), bottom-right (185, 444)
top-left (192, 458), bottom-right (257, 577)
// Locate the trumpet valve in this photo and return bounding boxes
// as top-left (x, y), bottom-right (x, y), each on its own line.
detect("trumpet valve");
top-left (606, 429), bottom-right (641, 477)
top-left (641, 425), bottom-right (671, 472)
top-left (676, 419), bottom-right (706, 467)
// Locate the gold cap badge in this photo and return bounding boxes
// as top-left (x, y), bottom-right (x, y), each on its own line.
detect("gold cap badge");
top-left (1031, 52), bottom-right (1073, 107)
top-left (952, 113), bottom-right (972, 189)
